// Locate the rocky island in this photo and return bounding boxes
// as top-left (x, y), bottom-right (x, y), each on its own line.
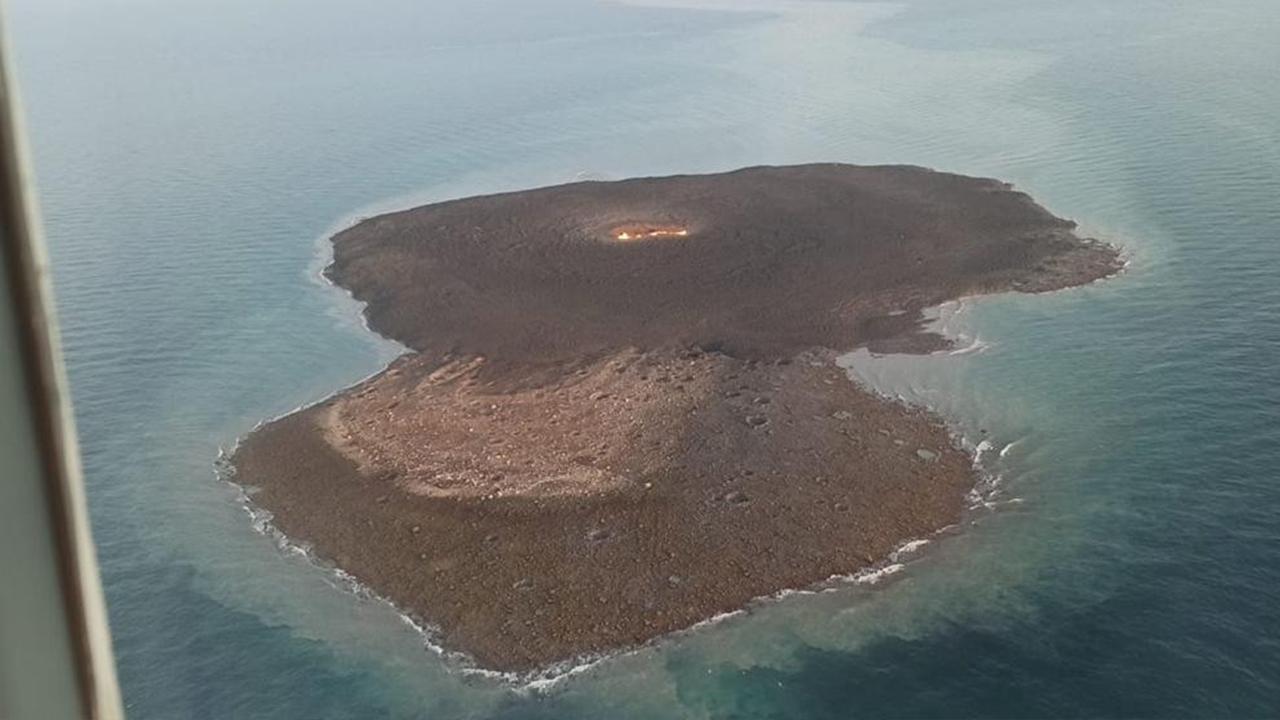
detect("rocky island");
top-left (230, 164), bottom-right (1121, 673)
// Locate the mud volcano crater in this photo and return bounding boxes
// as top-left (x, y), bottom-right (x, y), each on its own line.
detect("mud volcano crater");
top-left (607, 224), bottom-right (690, 241)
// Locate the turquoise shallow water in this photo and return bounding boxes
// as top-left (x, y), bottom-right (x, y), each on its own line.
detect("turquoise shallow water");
top-left (9, 0), bottom-right (1280, 717)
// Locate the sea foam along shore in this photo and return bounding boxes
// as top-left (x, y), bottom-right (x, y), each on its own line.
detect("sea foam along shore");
top-left (218, 404), bottom-right (981, 692)
top-left (219, 431), bottom-right (961, 693)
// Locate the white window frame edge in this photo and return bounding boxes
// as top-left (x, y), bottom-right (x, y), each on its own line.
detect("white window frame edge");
top-left (0, 8), bottom-right (123, 719)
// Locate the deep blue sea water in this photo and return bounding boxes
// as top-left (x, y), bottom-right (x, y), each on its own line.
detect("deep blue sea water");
top-left (9, 0), bottom-right (1280, 717)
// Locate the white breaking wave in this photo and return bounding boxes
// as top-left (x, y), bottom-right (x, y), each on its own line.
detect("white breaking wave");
top-left (891, 539), bottom-right (931, 561)
top-left (948, 336), bottom-right (990, 356)
top-left (843, 563), bottom-right (905, 585)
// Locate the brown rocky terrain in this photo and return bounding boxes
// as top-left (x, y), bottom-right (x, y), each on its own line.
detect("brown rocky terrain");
top-left (230, 164), bottom-right (1121, 672)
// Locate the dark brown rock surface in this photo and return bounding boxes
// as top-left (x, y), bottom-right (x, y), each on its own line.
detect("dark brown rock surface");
top-left (231, 164), bottom-right (1121, 672)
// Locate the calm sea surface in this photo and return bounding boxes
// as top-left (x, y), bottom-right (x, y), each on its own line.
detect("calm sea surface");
top-left (10, 0), bottom-right (1280, 717)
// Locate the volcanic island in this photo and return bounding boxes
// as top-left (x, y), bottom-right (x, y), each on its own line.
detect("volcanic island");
top-left (230, 164), bottom-right (1121, 673)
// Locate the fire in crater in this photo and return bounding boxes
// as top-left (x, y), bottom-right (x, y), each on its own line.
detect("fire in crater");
top-left (612, 226), bottom-right (689, 241)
